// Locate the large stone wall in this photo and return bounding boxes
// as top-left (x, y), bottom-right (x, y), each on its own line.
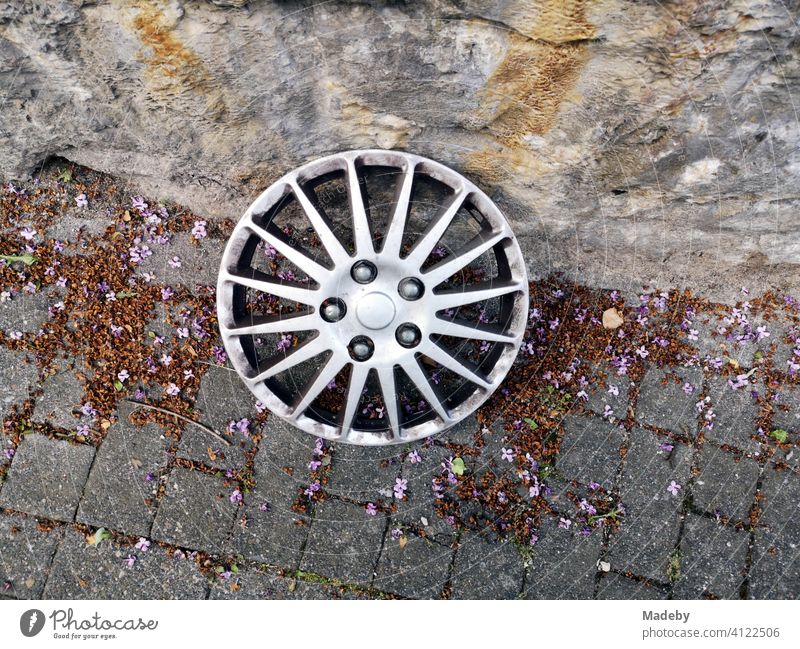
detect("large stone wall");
top-left (2, 0), bottom-right (799, 298)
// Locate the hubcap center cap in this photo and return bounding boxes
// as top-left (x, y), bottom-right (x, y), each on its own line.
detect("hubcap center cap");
top-left (356, 292), bottom-right (396, 330)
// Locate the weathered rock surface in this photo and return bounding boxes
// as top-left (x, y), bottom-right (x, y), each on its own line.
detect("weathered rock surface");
top-left (2, 0), bottom-right (799, 297)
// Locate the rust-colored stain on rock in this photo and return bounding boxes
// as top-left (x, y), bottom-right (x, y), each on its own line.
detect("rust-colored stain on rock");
top-left (483, 38), bottom-right (588, 144)
top-left (467, 0), bottom-right (595, 182)
top-left (131, 0), bottom-right (227, 119)
top-left (503, 0), bottom-right (596, 44)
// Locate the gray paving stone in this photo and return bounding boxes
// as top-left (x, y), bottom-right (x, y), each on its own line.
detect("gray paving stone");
top-left (524, 515), bottom-right (602, 599)
top-left (437, 414), bottom-right (482, 446)
top-left (635, 366), bottom-right (703, 436)
top-left (608, 427), bottom-right (692, 581)
top-left (772, 325), bottom-right (798, 374)
top-left (31, 363), bottom-right (85, 431)
top-left (140, 301), bottom-right (177, 348)
top-left (723, 316), bottom-right (780, 369)
top-left (0, 290), bottom-right (49, 333)
top-left (0, 513), bottom-right (64, 599)
top-left (691, 311), bottom-right (777, 369)
top-left (596, 572), bottom-right (669, 599)
top-left (675, 514), bottom-right (748, 599)
top-left (773, 384), bottom-right (800, 435)
top-left (326, 442), bottom-right (402, 501)
top-left (479, 418), bottom-right (516, 468)
top-left (557, 413), bottom-right (624, 489)
top-left (135, 234), bottom-right (222, 289)
top-left (541, 474), bottom-right (574, 512)
top-left (0, 434), bottom-right (95, 522)
top-left (177, 428), bottom-right (252, 472)
top-left (44, 212), bottom-right (111, 244)
top-left (195, 367), bottom-right (257, 433)
top-left (299, 497), bottom-right (386, 585)
top-left (690, 312), bottom-right (729, 360)
top-left (393, 442), bottom-right (458, 540)
top-left (583, 364), bottom-right (631, 419)
top-left (777, 447), bottom-right (800, 470)
top-left (750, 468), bottom-right (800, 599)
top-left (179, 365), bottom-right (258, 470)
top-left (76, 417), bottom-right (169, 537)
top-left (0, 435), bottom-right (13, 471)
top-left (693, 446), bottom-right (759, 522)
top-left (374, 532), bottom-right (452, 598)
top-left (0, 348), bottom-right (37, 422)
top-left (43, 527), bottom-right (207, 599)
top-left (151, 467), bottom-right (238, 553)
top-left (704, 374), bottom-right (763, 454)
top-left (230, 419), bottom-right (311, 568)
top-left (451, 532), bottom-right (523, 599)
top-left (772, 385), bottom-right (800, 468)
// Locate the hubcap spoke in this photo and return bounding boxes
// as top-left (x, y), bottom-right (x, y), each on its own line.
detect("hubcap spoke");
top-left (404, 188), bottom-right (467, 268)
top-left (290, 353), bottom-right (347, 419)
top-left (376, 365), bottom-right (402, 439)
top-left (430, 318), bottom-right (517, 343)
top-left (431, 278), bottom-right (524, 310)
top-left (288, 178), bottom-right (352, 267)
top-left (245, 219), bottom-right (330, 282)
top-left (422, 341), bottom-right (492, 391)
top-left (247, 336), bottom-right (329, 384)
top-left (222, 268), bottom-right (318, 306)
top-left (340, 363), bottom-right (370, 437)
top-left (222, 312), bottom-right (318, 337)
top-left (381, 162), bottom-right (416, 257)
top-left (345, 157), bottom-right (374, 256)
top-left (403, 359), bottom-right (452, 424)
top-left (422, 229), bottom-right (509, 287)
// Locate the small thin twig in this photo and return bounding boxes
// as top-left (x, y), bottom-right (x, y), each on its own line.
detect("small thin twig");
top-left (123, 399), bottom-right (231, 446)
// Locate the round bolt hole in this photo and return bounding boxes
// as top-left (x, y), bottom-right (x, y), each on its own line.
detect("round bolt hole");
top-left (398, 277), bottom-right (424, 301)
top-left (396, 323), bottom-right (421, 348)
top-left (349, 335), bottom-right (375, 361)
top-left (320, 298), bottom-right (346, 323)
top-left (351, 260), bottom-right (377, 284)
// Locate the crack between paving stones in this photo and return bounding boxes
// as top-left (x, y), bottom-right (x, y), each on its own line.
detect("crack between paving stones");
top-left (666, 372), bottom-right (707, 600)
top-left (283, 565), bottom-right (404, 600)
top-left (593, 430), bottom-right (630, 598)
top-left (368, 461), bottom-right (402, 590)
top-left (607, 568), bottom-right (671, 591)
top-left (439, 528), bottom-right (460, 600)
top-left (216, 440), bottom-right (264, 562)
top-left (669, 471), bottom-right (693, 599)
top-left (294, 454), bottom-right (324, 571)
top-left (369, 514), bottom-right (392, 590)
top-left (740, 377), bottom-right (779, 600)
top-left (145, 437), bottom-right (182, 538)
top-left (740, 463), bottom-right (766, 600)
top-left (593, 376), bottom-right (637, 599)
top-left (32, 523), bottom-right (67, 600)
top-left (72, 446), bottom-right (100, 523)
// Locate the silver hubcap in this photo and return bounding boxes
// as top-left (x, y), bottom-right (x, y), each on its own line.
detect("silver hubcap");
top-left (216, 149), bottom-right (528, 445)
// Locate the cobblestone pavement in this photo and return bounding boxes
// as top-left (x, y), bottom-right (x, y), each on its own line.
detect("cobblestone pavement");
top-left (1, 166), bottom-right (799, 600)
